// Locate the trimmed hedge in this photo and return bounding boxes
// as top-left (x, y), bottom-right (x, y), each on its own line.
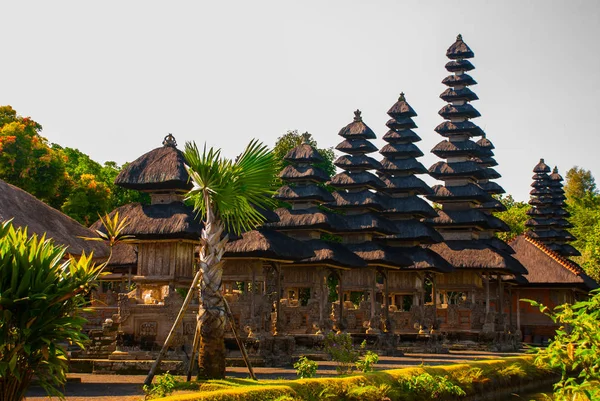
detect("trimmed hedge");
top-left (158, 356), bottom-right (554, 401)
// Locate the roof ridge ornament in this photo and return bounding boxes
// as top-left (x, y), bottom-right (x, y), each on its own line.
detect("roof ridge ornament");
top-left (553, 166), bottom-right (559, 174)
top-left (163, 133), bottom-right (177, 147)
top-left (457, 34), bottom-right (463, 41)
top-left (398, 92), bottom-right (406, 101)
top-left (301, 132), bottom-right (312, 145)
top-left (353, 109), bottom-right (363, 122)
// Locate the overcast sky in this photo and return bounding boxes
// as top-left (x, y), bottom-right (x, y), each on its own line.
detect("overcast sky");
top-left (2, 1), bottom-right (599, 202)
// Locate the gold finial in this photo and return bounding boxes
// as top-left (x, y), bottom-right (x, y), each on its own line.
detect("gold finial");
top-left (301, 132), bottom-right (312, 144)
top-left (353, 109), bottom-right (362, 122)
top-left (163, 133), bottom-right (177, 147)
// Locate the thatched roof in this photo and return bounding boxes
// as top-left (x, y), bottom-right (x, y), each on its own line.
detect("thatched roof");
top-left (275, 185), bottom-right (335, 203)
top-left (428, 209), bottom-right (509, 232)
top-left (224, 229), bottom-right (314, 261)
top-left (284, 143), bottom-right (324, 164)
top-left (104, 243), bottom-right (138, 268)
top-left (439, 87), bottom-right (479, 102)
top-left (431, 140), bottom-right (485, 158)
top-left (446, 34), bottom-right (475, 59)
top-left (401, 246), bottom-right (454, 272)
top-left (345, 242), bottom-right (412, 269)
top-left (335, 139), bottom-right (378, 155)
top-left (442, 73), bottom-right (477, 87)
top-left (476, 136), bottom-right (495, 150)
top-left (429, 184), bottom-right (493, 203)
top-left (341, 213), bottom-right (399, 235)
top-left (294, 239), bottom-right (367, 268)
top-left (549, 167), bottom-right (563, 182)
top-left (510, 235), bottom-right (597, 289)
top-left (380, 175), bottom-right (433, 195)
top-left (328, 190), bottom-right (384, 211)
top-left (387, 93), bottom-right (418, 119)
top-left (382, 129), bottom-right (421, 143)
top-left (428, 240), bottom-right (527, 274)
top-left (438, 104), bottom-right (481, 119)
top-left (428, 161), bottom-right (488, 180)
top-left (486, 237), bottom-right (516, 254)
top-left (533, 159), bottom-right (551, 173)
top-left (334, 155), bottom-right (382, 171)
top-left (266, 207), bottom-right (347, 232)
top-left (445, 59), bottom-right (475, 72)
top-left (385, 117), bottom-right (417, 131)
top-left (90, 202), bottom-right (202, 240)
top-left (475, 156), bottom-right (498, 167)
top-left (560, 244), bottom-right (581, 257)
top-left (329, 171), bottom-right (385, 189)
top-left (115, 136), bottom-right (191, 191)
top-left (435, 121), bottom-right (484, 137)
top-left (380, 143), bottom-right (424, 158)
top-left (382, 220), bottom-right (443, 244)
top-left (0, 179), bottom-right (109, 257)
top-left (379, 158), bottom-right (427, 175)
top-left (337, 110), bottom-right (377, 139)
top-left (477, 199), bottom-right (507, 213)
top-left (478, 181), bottom-right (505, 194)
top-left (380, 195), bottom-right (438, 218)
top-left (279, 165), bottom-right (329, 183)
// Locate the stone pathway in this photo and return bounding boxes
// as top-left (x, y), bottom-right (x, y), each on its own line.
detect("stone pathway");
top-left (26, 350), bottom-right (524, 400)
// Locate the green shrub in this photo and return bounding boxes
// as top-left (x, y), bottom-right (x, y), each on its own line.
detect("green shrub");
top-left (144, 372), bottom-right (179, 399)
top-left (399, 372), bottom-right (466, 399)
top-left (294, 356), bottom-right (318, 379)
top-left (324, 332), bottom-right (359, 374)
top-left (355, 351), bottom-right (379, 373)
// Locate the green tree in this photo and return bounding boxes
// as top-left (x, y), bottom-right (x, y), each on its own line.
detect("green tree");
top-left (273, 130), bottom-right (336, 177)
top-left (99, 161), bottom-right (150, 209)
top-left (0, 106), bottom-right (68, 207)
top-left (565, 167), bottom-right (598, 207)
top-left (184, 139), bottom-right (279, 379)
top-left (0, 220), bottom-right (105, 400)
top-left (61, 174), bottom-right (112, 225)
top-left (525, 290), bottom-right (600, 400)
top-left (493, 194), bottom-right (529, 241)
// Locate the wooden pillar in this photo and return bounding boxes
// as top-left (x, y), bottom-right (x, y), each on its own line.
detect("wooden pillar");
top-left (370, 269), bottom-right (376, 318)
top-left (516, 289), bottom-right (521, 332)
top-left (498, 276), bottom-right (504, 327)
top-left (319, 269), bottom-right (326, 328)
top-left (432, 274), bottom-right (438, 330)
top-left (275, 264), bottom-right (282, 335)
top-left (508, 286), bottom-right (513, 331)
top-left (250, 265), bottom-right (256, 319)
top-left (383, 269), bottom-right (390, 331)
top-left (338, 271), bottom-right (344, 328)
top-left (485, 274), bottom-right (490, 315)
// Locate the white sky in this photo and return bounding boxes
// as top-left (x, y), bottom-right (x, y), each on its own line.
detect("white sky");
top-left (2, 1), bottom-right (599, 202)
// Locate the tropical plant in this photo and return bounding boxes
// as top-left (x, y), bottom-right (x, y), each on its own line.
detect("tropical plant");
top-left (294, 356), bottom-right (318, 379)
top-left (0, 220), bottom-right (105, 400)
top-left (524, 289), bottom-right (600, 400)
top-left (324, 332), bottom-right (360, 374)
top-left (184, 139), bottom-right (279, 379)
top-left (399, 372), bottom-right (466, 399)
top-left (356, 350), bottom-right (379, 373)
top-left (143, 371), bottom-right (178, 399)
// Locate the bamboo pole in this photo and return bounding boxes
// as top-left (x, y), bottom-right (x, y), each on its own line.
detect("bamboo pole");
top-left (186, 320), bottom-right (201, 381)
top-left (223, 297), bottom-right (257, 381)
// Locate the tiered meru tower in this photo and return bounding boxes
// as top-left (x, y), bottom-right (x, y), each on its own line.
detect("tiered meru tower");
top-left (426, 35), bottom-right (526, 333)
top-left (525, 160), bottom-right (579, 257)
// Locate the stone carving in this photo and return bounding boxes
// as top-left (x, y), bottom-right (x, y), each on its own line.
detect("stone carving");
top-left (139, 321), bottom-right (157, 337)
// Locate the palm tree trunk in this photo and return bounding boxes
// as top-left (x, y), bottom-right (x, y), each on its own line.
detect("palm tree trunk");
top-left (197, 195), bottom-right (228, 379)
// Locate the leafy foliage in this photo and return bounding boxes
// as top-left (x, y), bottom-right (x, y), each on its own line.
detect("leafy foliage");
top-left (184, 139), bottom-right (279, 235)
top-left (493, 194), bottom-right (529, 242)
top-left (273, 130), bottom-right (336, 178)
top-left (398, 372), bottom-right (466, 399)
top-left (524, 289), bottom-right (600, 400)
top-left (143, 371), bottom-right (178, 399)
top-left (355, 350), bottom-right (379, 373)
top-left (293, 356), bottom-right (318, 379)
top-left (324, 332), bottom-right (360, 374)
top-left (0, 220), bottom-right (105, 400)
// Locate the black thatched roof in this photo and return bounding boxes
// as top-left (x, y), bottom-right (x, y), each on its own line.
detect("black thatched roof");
top-left (329, 171), bottom-right (385, 190)
top-left (442, 73), bottom-right (477, 87)
top-left (380, 143), bottom-right (424, 158)
top-left (334, 155), bottom-right (382, 171)
top-left (478, 181), bottom-right (505, 194)
top-left (385, 117), bottom-right (418, 131)
top-left (382, 129), bottom-right (421, 143)
top-left (431, 140), bottom-right (485, 158)
top-left (379, 158), bottom-right (427, 175)
top-left (428, 161), bottom-right (488, 180)
top-left (445, 59), bottom-right (475, 72)
top-left (533, 159), bottom-right (551, 173)
top-left (327, 190), bottom-right (384, 211)
top-left (0, 179), bottom-right (109, 257)
top-left (438, 104), bottom-right (481, 119)
top-left (335, 139), bottom-right (378, 155)
top-left (294, 239), bottom-right (367, 268)
top-left (266, 207), bottom-right (347, 232)
top-left (284, 143), bottom-right (325, 164)
top-left (380, 195), bottom-right (438, 218)
top-left (446, 34), bottom-right (475, 59)
top-left (429, 240), bottom-right (527, 274)
top-left (90, 202), bottom-right (203, 240)
top-left (346, 242), bottom-right (412, 268)
top-left (340, 213), bottom-right (399, 236)
top-left (224, 229), bottom-right (315, 261)
top-left (104, 243), bottom-right (138, 268)
top-left (275, 185), bottom-right (335, 203)
top-left (337, 110), bottom-right (377, 139)
top-left (401, 246), bottom-right (454, 272)
top-left (510, 235), bottom-right (597, 289)
top-left (115, 136), bottom-right (192, 192)
top-left (382, 220), bottom-right (444, 244)
top-left (387, 93), bottom-right (418, 119)
top-left (380, 175), bottom-right (433, 195)
top-left (435, 121), bottom-right (484, 137)
top-left (475, 157), bottom-right (499, 167)
top-left (549, 166), bottom-right (563, 182)
top-left (429, 184), bottom-right (494, 203)
top-left (440, 87), bottom-right (479, 102)
top-left (429, 209), bottom-right (509, 232)
top-left (476, 136), bottom-right (495, 150)
top-left (477, 198), bottom-right (507, 213)
top-left (279, 165), bottom-right (329, 183)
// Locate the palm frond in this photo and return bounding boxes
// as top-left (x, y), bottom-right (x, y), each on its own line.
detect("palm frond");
top-left (184, 139), bottom-right (279, 235)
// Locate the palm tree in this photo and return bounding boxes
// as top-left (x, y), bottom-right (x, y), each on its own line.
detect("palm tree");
top-left (184, 139), bottom-right (278, 379)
